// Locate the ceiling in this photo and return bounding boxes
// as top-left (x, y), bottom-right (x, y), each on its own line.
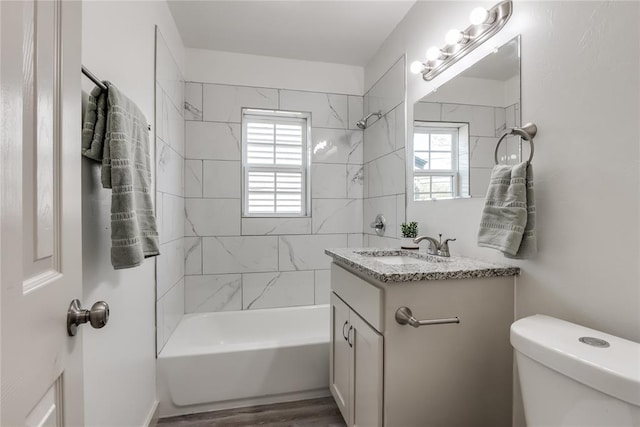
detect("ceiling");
top-left (167, 0), bottom-right (415, 66)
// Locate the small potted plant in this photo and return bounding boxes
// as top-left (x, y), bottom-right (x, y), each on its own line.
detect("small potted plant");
top-left (400, 221), bottom-right (419, 249)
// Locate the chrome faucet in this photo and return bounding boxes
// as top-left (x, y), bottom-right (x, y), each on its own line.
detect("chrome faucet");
top-left (413, 234), bottom-right (456, 257)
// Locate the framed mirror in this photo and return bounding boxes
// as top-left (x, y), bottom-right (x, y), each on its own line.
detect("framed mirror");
top-left (411, 35), bottom-right (521, 200)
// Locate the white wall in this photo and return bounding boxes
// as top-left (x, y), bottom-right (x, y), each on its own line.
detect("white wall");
top-left (186, 48), bottom-right (364, 95)
top-left (366, 1), bottom-right (639, 425)
top-left (81, 1), bottom-right (184, 425)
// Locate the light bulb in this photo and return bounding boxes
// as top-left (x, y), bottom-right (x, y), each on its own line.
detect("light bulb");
top-left (426, 46), bottom-right (442, 61)
top-left (410, 61), bottom-right (424, 74)
top-left (469, 7), bottom-right (489, 25)
top-left (445, 28), bottom-right (463, 45)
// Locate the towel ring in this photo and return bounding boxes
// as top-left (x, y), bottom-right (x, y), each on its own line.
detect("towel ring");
top-left (494, 122), bottom-right (537, 165)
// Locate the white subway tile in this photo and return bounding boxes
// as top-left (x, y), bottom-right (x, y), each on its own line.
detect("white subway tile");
top-left (185, 198), bottom-right (240, 236)
top-left (364, 57), bottom-right (404, 116)
top-left (185, 274), bottom-right (242, 313)
top-left (347, 233), bottom-right (364, 248)
top-left (280, 90), bottom-right (348, 129)
top-left (157, 139), bottom-right (184, 197)
top-left (348, 96), bottom-right (364, 130)
top-left (202, 84), bottom-right (278, 123)
top-left (160, 279), bottom-right (185, 346)
top-left (184, 82), bottom-right (203, 121)
top-left (242, 271), bottom-right (314, 309)
top-left (311, 128), bottom-right (363, 165)
top-left (160, 193), bottom-right (184, 244)
top-left (279, 234), bottom-right (347, 271)
top-left (441, 103), bottom-right (495, 137)
top-left (346, 165), bottom-right (364, 199)
top-left (314, 270), bottom-right (331, 304)
top-left (364, 195), bottom-right (397, 238)
top-left (203, 236), bottom-right (278, 274)
top-left (185, 121), bottom-right (241, 161)
top-left (184, 236), bottom-right (202, 275)
top-left (363, 111), bottom-right (395, 163)
top-left (157, 237), bottom-right (185, 298)
top-left (185, 160), bottom-right (203, 198)
top-left (414, 102), bottom-right (441, 121)
top-left (241, 217), bottom-right (311, 235)
top-left (311, 164), bottom-right (347, 199)
top-left (312, 199), bottom-right (363, 234)
top-left (203, 160), bottom-right (241, 199)
top-left (367, 149), bottom-right (405, 198)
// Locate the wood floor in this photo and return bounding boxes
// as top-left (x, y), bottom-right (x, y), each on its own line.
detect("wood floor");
top-left (157, 397), bottom-right (346, 427)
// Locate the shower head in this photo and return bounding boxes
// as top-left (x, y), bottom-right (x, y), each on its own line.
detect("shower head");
top-left (356, 112), bottom-right (382, 129)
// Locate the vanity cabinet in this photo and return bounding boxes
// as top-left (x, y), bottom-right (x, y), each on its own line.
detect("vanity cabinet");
top-left (330, 293), bottom-right (383, 427)
top-left (328, 258), bottom-right (516, 427)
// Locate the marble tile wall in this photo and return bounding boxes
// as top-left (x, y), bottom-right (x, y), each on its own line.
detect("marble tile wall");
top-left (183, 82), bottom-right (364, 312)
top-left (362, 57), bottom-right (407, 246)
top-left (414, 100), bottom-right (522, 197)
top-left (155, 31), bottom-right (185, 353)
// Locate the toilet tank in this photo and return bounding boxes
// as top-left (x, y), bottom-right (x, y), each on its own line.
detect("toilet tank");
top-left (511, 315), bottom-right (640, 427)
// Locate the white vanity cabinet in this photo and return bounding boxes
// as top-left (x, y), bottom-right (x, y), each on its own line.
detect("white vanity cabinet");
top-left (330, 292), bottom-right (383, 427)
top-left (328, 258), bottom-right (516, 427)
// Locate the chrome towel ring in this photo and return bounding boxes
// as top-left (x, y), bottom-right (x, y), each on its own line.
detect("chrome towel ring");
top-left (494, 122), bottom-right (537, 165)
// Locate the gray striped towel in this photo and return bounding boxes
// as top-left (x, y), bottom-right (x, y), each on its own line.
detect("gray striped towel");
top-left (477, 161), bottom-right (536, 258)
top-left (82, 83), bottom-right (160, 269)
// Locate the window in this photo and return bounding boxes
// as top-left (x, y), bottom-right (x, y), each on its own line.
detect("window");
top-left (242, 109), bottom-right (311, 216)
top-left (413, 125), bottom-right (459, 201)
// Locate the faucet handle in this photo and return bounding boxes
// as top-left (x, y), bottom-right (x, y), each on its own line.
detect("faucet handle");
top-left (440, 238), bottom-right (456, 257)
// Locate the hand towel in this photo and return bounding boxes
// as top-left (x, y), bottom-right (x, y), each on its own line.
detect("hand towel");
top-left (477, 161), bottom-right (537, 258)
top-left (82, 82), bottom-right (160, 269)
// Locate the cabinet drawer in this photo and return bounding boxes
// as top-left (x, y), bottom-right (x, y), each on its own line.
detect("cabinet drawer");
top-left (331, 263), bottom-right (383, 332)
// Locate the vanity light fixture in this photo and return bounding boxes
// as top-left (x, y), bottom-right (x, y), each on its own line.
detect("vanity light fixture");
top-left (411, 0), bottom-right (513, 81)
top-left (445, 29), bottom-right (468, 46)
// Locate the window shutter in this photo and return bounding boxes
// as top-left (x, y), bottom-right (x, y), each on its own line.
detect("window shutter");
top-left (243, 114), bottom-right (308, 215)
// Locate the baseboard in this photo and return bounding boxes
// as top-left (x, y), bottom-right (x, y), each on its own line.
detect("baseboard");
top-left (143, 400), bottom-right (160, 427)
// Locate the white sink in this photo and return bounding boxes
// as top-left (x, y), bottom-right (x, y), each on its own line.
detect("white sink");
top-left (373, 256), bottom-right (426, 265)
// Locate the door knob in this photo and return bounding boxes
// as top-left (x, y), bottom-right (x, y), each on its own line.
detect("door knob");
top-left (67, 299), bottom-right (110, 336)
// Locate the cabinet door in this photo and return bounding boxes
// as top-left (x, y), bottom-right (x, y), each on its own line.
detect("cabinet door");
top-left (330, 293), bottom-right (352, 424)
top-left (350, 312), bottom-right (384, 427)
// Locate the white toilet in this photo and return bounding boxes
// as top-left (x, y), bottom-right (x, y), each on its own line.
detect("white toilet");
top-left (511, 315), bottom-right (640, 426)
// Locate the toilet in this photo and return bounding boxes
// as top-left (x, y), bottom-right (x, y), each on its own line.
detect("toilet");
top-left (511, 315), bottom-right (640, 426)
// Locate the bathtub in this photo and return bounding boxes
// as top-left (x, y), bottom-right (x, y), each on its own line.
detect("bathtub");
top-left (157, 305), bottom-right (330, 417)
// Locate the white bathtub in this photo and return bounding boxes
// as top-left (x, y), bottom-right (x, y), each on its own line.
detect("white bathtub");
top-left (157, 305), bottom-right (330, 417)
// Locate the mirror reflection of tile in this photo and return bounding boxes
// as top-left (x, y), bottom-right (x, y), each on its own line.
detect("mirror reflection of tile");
top-left (413, 36), bottom-right (522, 200)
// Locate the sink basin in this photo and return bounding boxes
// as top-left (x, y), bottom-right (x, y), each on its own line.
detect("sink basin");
top-left (354, 249), bottom-right (450, 265)
top-left (373, 256), bottom-right (426, 265)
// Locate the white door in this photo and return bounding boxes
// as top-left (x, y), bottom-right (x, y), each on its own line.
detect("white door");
top-left (350, 312), bottom-right (383, 427)
top-left (330, 292), bottom-right (352, 424)
top-left (0, 0), bottom-right (85, 425)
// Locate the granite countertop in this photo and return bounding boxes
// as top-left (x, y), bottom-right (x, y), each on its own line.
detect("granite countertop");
top-left (325, 248), bottom-right (520, 283)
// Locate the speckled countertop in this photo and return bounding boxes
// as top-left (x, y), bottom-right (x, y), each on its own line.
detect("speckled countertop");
top-left (325, 248), bottom-right (520, 283)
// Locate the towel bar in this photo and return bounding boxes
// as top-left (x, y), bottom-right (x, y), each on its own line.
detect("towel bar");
top-left (82, 65), bottom-right (151, 131)
top-left (494, 122), bottom-right (537, 165)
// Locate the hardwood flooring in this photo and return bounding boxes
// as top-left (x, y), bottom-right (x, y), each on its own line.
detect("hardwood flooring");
top-left (157, 397), bottom-right (346, 427)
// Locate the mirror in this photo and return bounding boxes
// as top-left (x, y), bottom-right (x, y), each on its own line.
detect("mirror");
top-left (412, 36), bottom-right (521, 200)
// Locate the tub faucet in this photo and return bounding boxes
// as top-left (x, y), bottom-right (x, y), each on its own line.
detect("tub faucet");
top-left (413, 234), bottom-right (456, 257)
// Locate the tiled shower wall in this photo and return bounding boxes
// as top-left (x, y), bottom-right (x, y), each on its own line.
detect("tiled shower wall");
top-left (414, 100), bottom-right (521, 197)
top-left (362, 57), bottom-right (407, 247)
top-left (182, 84), bottom-right (364, 312)
top-left (155, 30), bottom-right (185, 352)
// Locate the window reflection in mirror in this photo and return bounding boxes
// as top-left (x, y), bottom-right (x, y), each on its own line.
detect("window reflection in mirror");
top-left (412, 35), bottom-right (521, 201)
